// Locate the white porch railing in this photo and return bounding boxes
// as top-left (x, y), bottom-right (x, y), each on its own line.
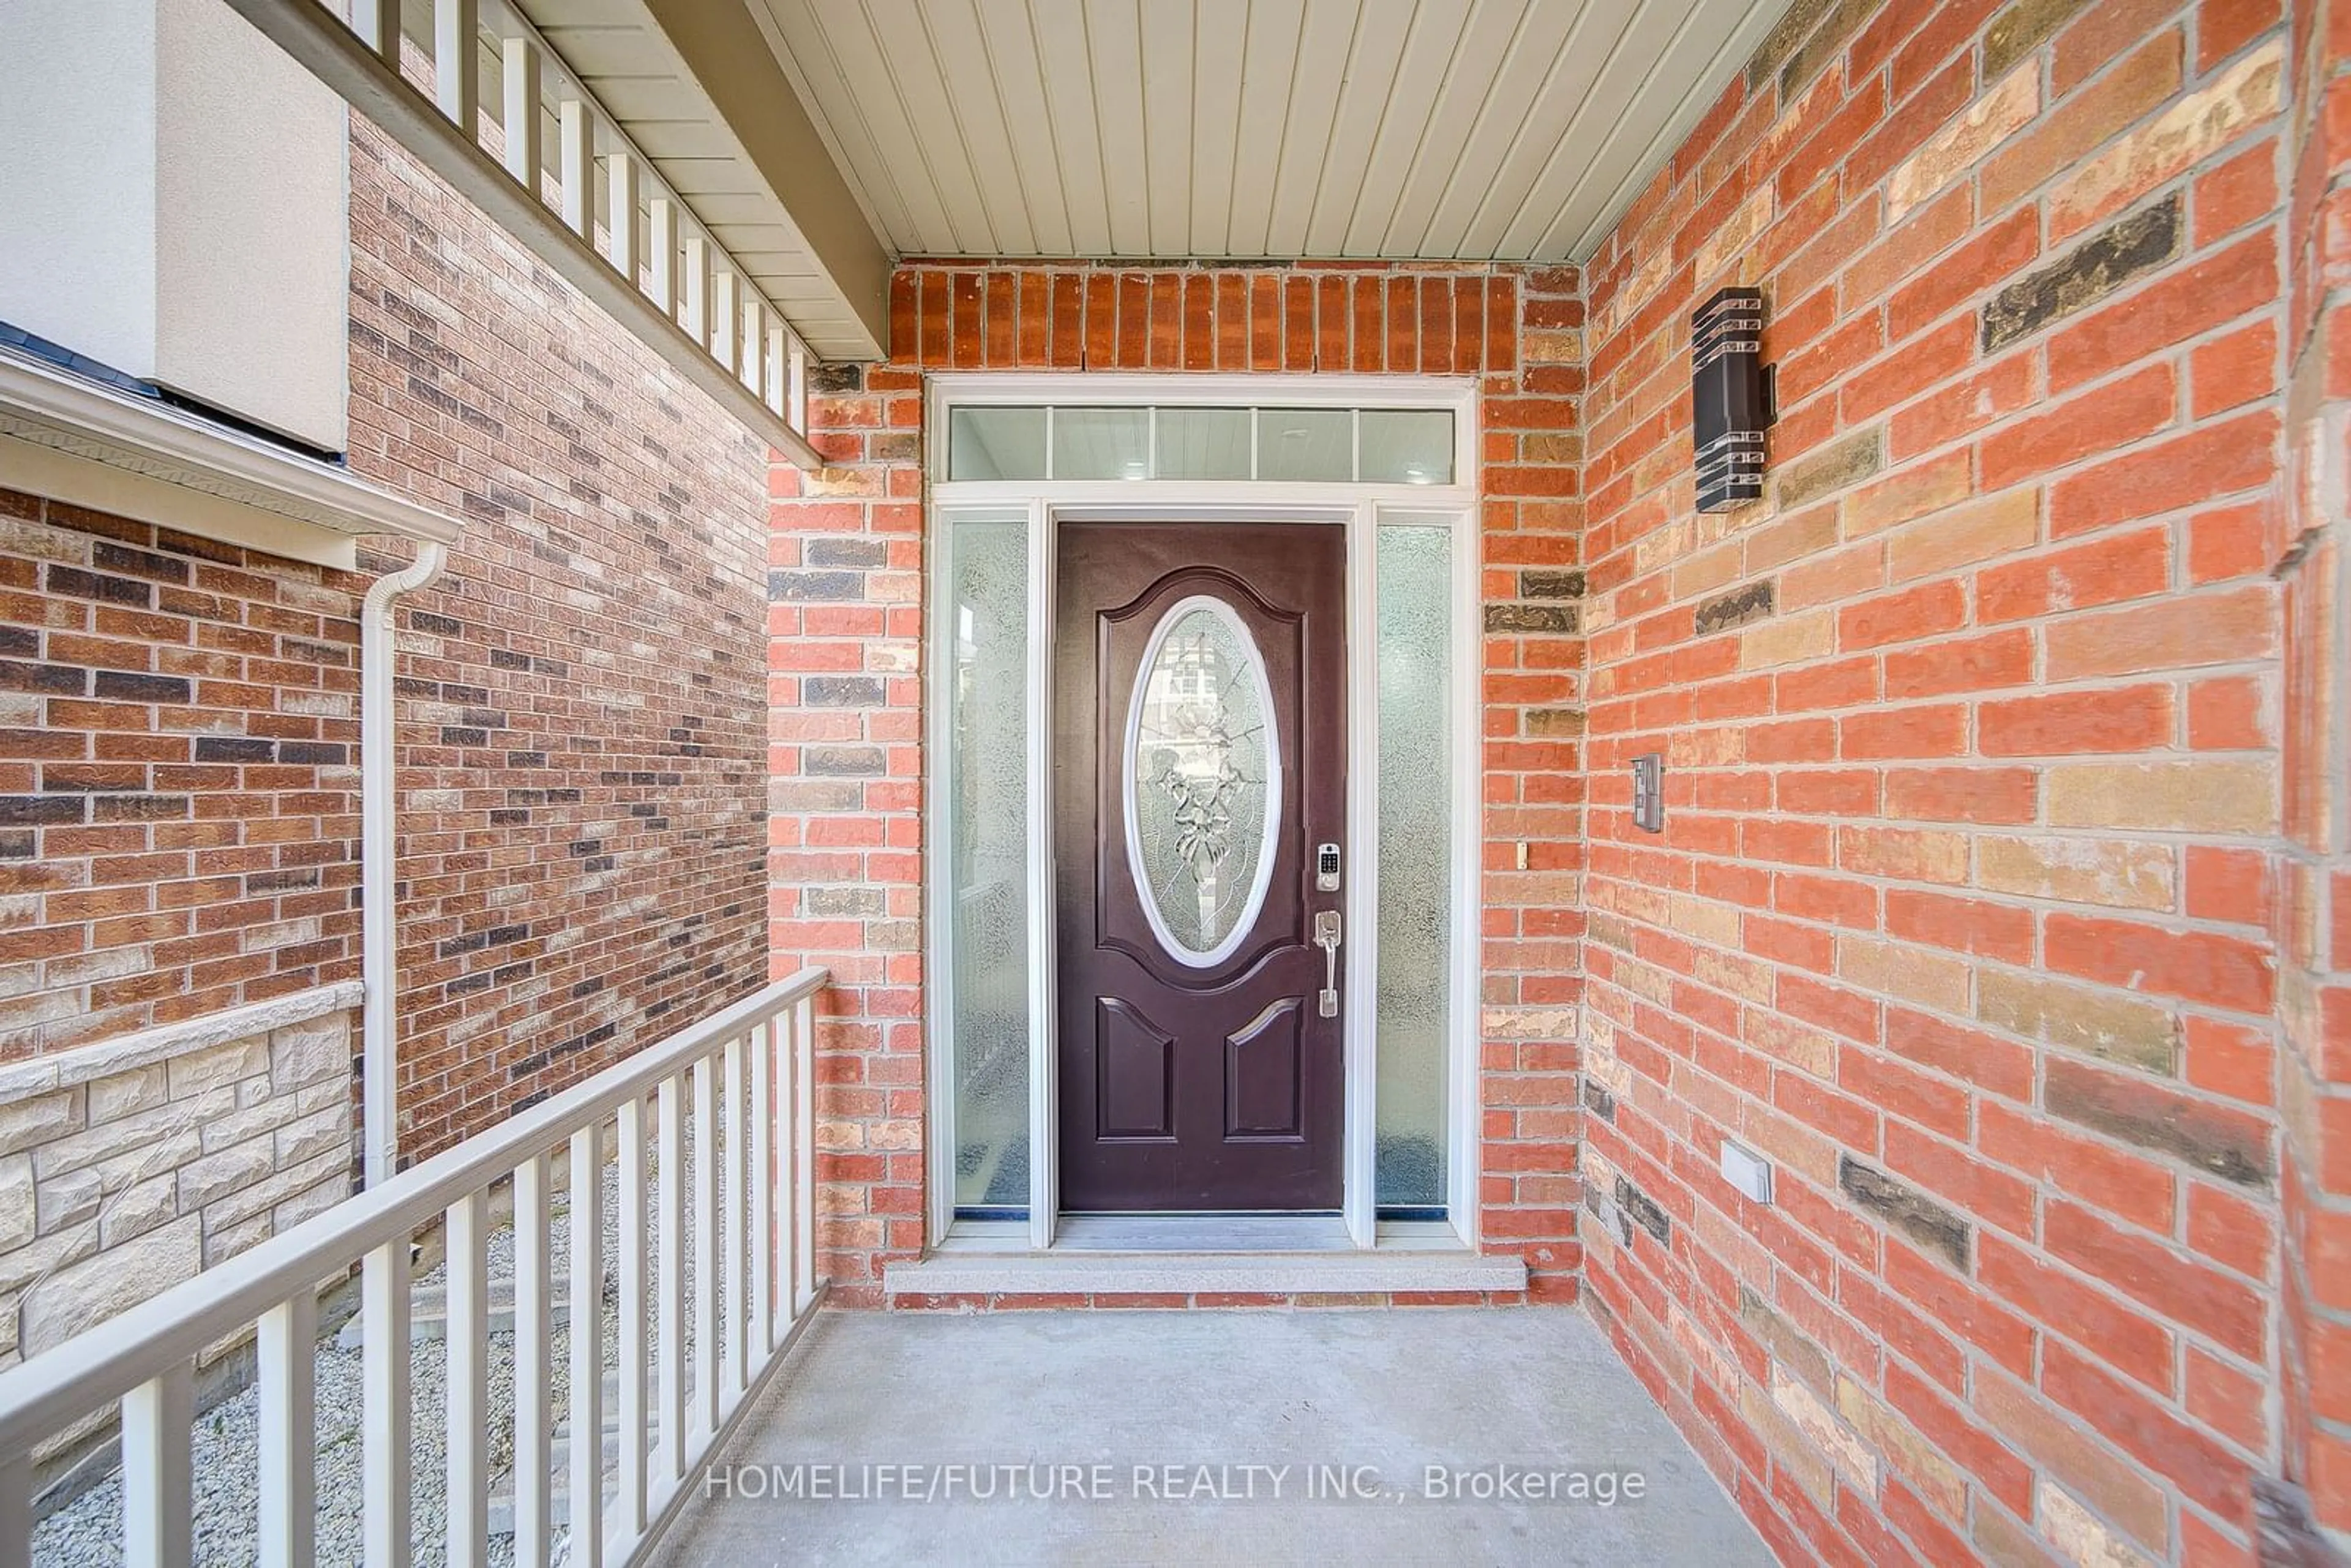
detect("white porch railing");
top-left (0, 967), bottom-right (827, 1568)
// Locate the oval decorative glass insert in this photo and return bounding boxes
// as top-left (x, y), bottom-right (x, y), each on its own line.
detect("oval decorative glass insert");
top-left (1123, 595), bottom-right (1282, 967)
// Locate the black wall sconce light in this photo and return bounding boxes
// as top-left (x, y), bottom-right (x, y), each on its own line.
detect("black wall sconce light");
top-left (1693, 287), bottom-right (1772, 512)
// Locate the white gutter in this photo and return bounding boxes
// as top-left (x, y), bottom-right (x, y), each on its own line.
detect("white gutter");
top-left (0, 344), bottom-right (462, 557)
top-left (361, 542), bottom-right (450, 1187)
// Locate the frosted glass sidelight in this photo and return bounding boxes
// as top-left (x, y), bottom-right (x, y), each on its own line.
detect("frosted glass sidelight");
top-left (1125, 597), bottom-right (1281, 966)
top-left (945, 516), bottom-right (1030, 1210)
top-left (947, 407), bottom-right (1048, 481)
top-left (1359, 409), bottom-right (1454, 485)
top-left (1375, 525), bottom-right (1452, 1210)
top-left (1256, 407), bottom-right (1354, 481)
top-left (1052, 407), bottom-right (1152, 479)
top-left (1155, 407), bottom-right (1253, 479)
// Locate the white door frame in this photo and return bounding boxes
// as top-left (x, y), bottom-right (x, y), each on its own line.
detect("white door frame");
top-left (921, 372), bottom-right (1482, 1252)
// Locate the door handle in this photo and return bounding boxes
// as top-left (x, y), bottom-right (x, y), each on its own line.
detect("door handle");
top-left (1314, 910), bottom-right (1341, 1018)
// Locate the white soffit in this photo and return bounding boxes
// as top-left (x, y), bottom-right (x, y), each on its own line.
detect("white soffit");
top-left (752, 0), bottom-right (1796, 265)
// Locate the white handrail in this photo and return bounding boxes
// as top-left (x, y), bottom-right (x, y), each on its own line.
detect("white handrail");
top-left (0, 966), bottom-right (829, 1567)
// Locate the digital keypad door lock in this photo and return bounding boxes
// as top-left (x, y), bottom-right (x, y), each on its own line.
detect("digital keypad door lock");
top-left (1316, 842), bottom-right (1341, 891)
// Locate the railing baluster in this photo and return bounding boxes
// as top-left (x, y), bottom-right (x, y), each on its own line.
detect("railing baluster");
top-left (0, 1451), bottom-right (29, 1568)
top-left (740, 299), bottom-right (765, 400)
top-left (789, 336), bottom-right (808, 436)
top-left (445, 1190), bottom-right (489, 1568)
top-left (647, 197), bottom-right (677, 315)
top-left (692, 1055), bottom-right (719, 1436)
top-left (568, 1125), bottom-right (606, 1568)
top-left (767, 324), bottom-right (789, 420)
top-left (711, 270), bottom-right (739, 370)
top-left (256, 1291), bottom-right (317, 1568)
top-left (514, 1152), bottom-right (553, 1566)
top-left (501, 36), bottom-right (542, 193)
top-left (681, 233), bottom-right (710, 347)
top-left (750, 1018), bottom-right (776, 1356)
top-left (793, 994), bottom-right (817, 1316)
top-left (607, 146), bottom-right (640, 283)
top-left (559, 96), bottom-right (593, 236)
top-left (121, 1364), bottom-right (193, 1568)
top-left (776, 1006), bottom-right (796, 1328)
top-left (351, 0), bottom-right (400, 61)
top-left (721, 1030), bottom-right (748, 1401)
top-left (435, 0), bottom-right (478, 127)
top-left (616, 1093), bottom-right (650, 1545)
top-left (361, 1240), bottom-right (411, 1568)
top-left (656, 1073), bottom-right (686, 1486)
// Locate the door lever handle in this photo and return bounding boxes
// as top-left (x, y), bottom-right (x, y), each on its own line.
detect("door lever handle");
top-left (1313, 910), bottom-right (1341, 1018)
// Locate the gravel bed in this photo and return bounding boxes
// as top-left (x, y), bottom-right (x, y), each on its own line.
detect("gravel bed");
top-left (31, 1147), bottom-right (738, 1568)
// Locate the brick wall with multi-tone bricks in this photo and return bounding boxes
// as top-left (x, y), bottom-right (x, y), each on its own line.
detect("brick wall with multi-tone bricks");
top-left (344, 116), bottom-right (774, 1161)
top-left (1573, 0), bottom-right (2317, 1564)
top-left (768, 259), bottom-right (1591, 1307)
top-left (0, 498), bottom-right (368, 1053)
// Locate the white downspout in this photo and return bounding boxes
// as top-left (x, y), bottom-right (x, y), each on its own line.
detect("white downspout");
top-left (361, 542), bottom-right (448, 1188)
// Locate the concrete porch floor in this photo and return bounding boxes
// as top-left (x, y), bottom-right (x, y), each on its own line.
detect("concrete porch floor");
top-left (661, 1307), bottom-right (1772, 1565)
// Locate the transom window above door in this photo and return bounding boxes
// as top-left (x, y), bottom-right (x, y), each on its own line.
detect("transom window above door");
top-left (945, 404), bottom-right (1455, 486)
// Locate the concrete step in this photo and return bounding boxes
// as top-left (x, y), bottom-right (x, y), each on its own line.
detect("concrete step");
top-left (335, 1277), bottom-right (608, 1347)
top-left (487, 1403), bottom-right (629, 1540)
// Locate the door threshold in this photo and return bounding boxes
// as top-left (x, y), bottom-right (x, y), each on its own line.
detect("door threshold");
top-left (885, 1245), bottom-right (1525, 1301)
top-left (936, 1215), bottom-right (1467, 1255)
top-left (1052, 1213), bottom-right (1352, 1251)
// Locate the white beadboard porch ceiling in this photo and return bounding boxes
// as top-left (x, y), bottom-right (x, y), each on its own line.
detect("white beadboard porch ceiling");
top-left (748, 0), bottom-right (1794, 264)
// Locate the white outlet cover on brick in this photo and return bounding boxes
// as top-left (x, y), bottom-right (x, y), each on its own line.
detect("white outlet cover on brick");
top-left (1720, 1141), bottom-right (1773, 1205)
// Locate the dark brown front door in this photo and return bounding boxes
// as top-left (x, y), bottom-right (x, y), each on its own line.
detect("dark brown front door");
top-left (1056, 523), bottom-right (1345, 1212)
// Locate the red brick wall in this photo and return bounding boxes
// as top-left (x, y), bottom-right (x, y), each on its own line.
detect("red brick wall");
top-left (339, 119), bottom-right (774, 1159)
top-left (0, 495), bottom-right (369, 1056)
top-left (1577, 1), bottom-right (2294, 1562)
top-left (2280, 0), bottom-right (2351, 1543)
top-left (769, 260), bottom-right (1588, 1306)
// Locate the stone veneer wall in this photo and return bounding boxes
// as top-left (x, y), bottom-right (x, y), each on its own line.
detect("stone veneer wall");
top-left (0, 989), bottom-right (358, 1370)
